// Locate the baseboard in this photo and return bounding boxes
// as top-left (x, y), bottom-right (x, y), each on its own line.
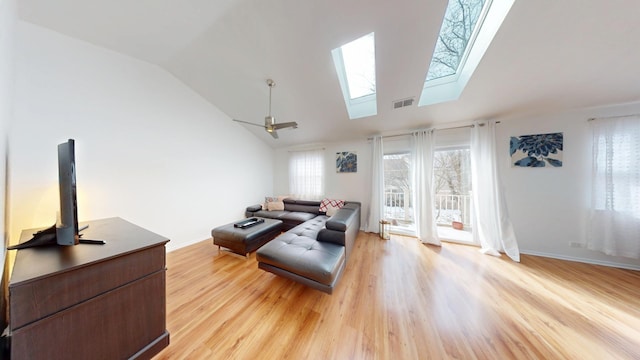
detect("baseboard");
top-left (166, 237), bottom-right (210, 253)
top-left (520, 250), bottom-right (640, 271)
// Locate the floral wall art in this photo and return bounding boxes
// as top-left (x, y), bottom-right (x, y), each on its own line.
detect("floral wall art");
top-left (510, 132), bottom-right (563, 167)
top-left (336, 151), bottom-right (357, 173)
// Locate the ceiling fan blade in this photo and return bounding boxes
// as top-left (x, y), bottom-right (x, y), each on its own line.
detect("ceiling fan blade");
top-left (238, 80), bottom-right (298, 140)
top-left (271, 121), bottom-right (298, 130)
top-left (233, 118), bottom-right (266, 128)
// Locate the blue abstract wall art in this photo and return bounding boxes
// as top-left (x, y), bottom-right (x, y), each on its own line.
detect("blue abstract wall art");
top-left (510, 132), bottom-right (563, 167)
top-left (336, 151), bottom-right (357, 173)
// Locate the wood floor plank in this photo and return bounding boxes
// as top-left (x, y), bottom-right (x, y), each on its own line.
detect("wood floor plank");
top-left (154, 232), bottom-right (640, 360)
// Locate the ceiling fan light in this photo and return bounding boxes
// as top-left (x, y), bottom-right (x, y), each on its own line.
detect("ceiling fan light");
top-left (265, 115), bottom-right (275, 126)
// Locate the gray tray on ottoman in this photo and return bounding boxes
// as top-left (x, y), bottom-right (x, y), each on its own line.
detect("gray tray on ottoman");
top-left (212, 218), bottom-right (283, 257)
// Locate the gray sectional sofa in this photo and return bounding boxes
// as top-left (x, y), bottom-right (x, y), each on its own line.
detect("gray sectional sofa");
top-left (246, 199), bottom-right (327, 231)
top-left (246, 198), bottom-right (361, 294)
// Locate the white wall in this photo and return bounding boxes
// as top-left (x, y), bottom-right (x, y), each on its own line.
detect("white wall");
top-left (274, 140), bottom-right (371, 227)
top-left (0, 0), bottom-right (16, 319)
top-left (272, 105), bottom-right (640, 270)
top-left (11, 22), bottom-right (275, 252)
top-left (497, 102), bottom-right (640, 269)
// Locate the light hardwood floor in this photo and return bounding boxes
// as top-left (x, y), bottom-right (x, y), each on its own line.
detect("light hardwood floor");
top-left (154, 232), bottom-right (640, 360)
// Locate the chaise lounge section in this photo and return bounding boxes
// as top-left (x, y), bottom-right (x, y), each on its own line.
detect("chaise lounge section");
top-left (251, 199), bottom-right (361, 294)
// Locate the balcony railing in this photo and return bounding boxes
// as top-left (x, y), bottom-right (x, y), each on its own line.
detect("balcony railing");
top-left (383, 191), bottom-right (473, 229)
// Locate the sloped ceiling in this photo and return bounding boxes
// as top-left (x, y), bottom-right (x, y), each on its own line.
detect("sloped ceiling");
top-left (17, 0), bottom-right (640, 148)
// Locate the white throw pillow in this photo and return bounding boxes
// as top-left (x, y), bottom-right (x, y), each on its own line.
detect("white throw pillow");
top-left (263, 195), bottom-right (288, 210)
top-left (267, 201), bottom-right (285, 211)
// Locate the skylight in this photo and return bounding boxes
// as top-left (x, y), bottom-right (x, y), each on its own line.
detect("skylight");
top-left (419, 0), bottom-right (514, 107)
top-left (332, 32), bottom-right (377, 119)
top-left (426, 0), bottom-right (487, 82)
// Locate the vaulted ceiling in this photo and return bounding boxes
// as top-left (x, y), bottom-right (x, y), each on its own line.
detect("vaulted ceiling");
top-left (17, 0), bottom-right (640, 148)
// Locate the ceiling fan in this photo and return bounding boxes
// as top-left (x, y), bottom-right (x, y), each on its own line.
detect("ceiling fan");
top-left (233, 79), bottom-right (298, 139)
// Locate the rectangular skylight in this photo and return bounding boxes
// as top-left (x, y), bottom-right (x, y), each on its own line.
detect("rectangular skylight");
top-left (419, 0), bottom-right (514, 107)
top-left (332, 32), bottom-right (377, 119)
top-left (426, 0), bottom-right (487, 82)
top-left (341, 32), bottom-right (376, 99)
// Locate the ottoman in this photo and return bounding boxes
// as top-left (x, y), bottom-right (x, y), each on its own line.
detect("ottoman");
top-left (212, 218), bottom-right (283, 257)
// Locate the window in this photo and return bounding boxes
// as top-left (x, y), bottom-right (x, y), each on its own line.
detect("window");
top-left (384, 153), bottom-right (414, 234)
top-left (434, 147), bottom-right (473, 243)
top-left (587, 116), bottom-right (640, 259)
top-left (419, 0), bottom-right (515, 106)
top-left (331, 32), bottom-right (377, 119)
top-left (426, 0), bottom-right (487, 82)
top-left (381, 130), bottom-right (473, 241)
top-left (289, 149), bottom-right (325, 200)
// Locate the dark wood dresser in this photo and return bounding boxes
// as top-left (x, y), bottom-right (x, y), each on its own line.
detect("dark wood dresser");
top-left (9, 217), bottom-right (170, 359)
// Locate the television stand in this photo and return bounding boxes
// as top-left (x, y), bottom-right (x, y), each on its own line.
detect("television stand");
top-left (9, 217), bottom-right (170, 359)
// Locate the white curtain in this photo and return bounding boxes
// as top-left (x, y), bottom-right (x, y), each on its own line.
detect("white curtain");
top-left (411, 130), bottom-right (440, 245)
top-left (587, 116), bottom-right (640, 259)
top-left (470, 120), bottom-right (520, 261)
top-left (365, 136), bottom-right (384, 232)
top-left (289, 149), bottom-right (324, 200)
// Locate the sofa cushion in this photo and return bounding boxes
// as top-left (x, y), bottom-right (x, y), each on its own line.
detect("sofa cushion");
top-left (257, 232), bottom-right (345, 285)
top-left (287, 216), bottom-right (329, 239)
top-left (280, 212), bottom-right (320, 224)
top-left (286, 199), bottom-right (321, 207)
top-left (283, 199), bottom-right (322, 214)
top-left (251, 210), bottom-right (288, 220)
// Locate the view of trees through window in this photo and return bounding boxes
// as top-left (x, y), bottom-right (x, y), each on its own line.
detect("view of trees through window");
top-left (383, 153), bottom-right (412, 227)
top-left (433, 148), bottom-right (472, 226)
top-left (434, 148), bottom-right (471, 195)
top-left (383, 148), bottom-right (472, 231)
top-left (426, 0), bottom-right (487, 81)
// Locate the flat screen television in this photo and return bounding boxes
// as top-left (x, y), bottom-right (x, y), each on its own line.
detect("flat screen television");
top-left (7, 139), bottom-right (102, 250)
top-left (56, 139), bottom-right (79, 246)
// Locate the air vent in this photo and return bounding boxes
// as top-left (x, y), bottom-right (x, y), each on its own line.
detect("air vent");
top-left (393, 97), bottom-right (415, 109)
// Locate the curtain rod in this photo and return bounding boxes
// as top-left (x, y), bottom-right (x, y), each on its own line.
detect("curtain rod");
top-left (588, 113), bottom-right (640, 121)
top-left (367, 121), bottom-right (501, 141)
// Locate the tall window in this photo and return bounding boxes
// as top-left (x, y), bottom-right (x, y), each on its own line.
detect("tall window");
top-left (289, 149), bottom-right (324, 200)
top-left (384, 141), bottom-right (472, 242)
top-left (384, 153), bottom-right (413, 233)
top-left (381, 131), bottom-right (473, 241)
top-left (588, 116), bottom-right (640, 259)
top-left (433, 148), bottom-right (472, 228)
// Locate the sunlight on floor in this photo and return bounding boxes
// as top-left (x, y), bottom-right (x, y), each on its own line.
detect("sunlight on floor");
top-left (438, 226), bottom-right (473, 243)
top-left (390, 223), bottom-right (473, 244)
